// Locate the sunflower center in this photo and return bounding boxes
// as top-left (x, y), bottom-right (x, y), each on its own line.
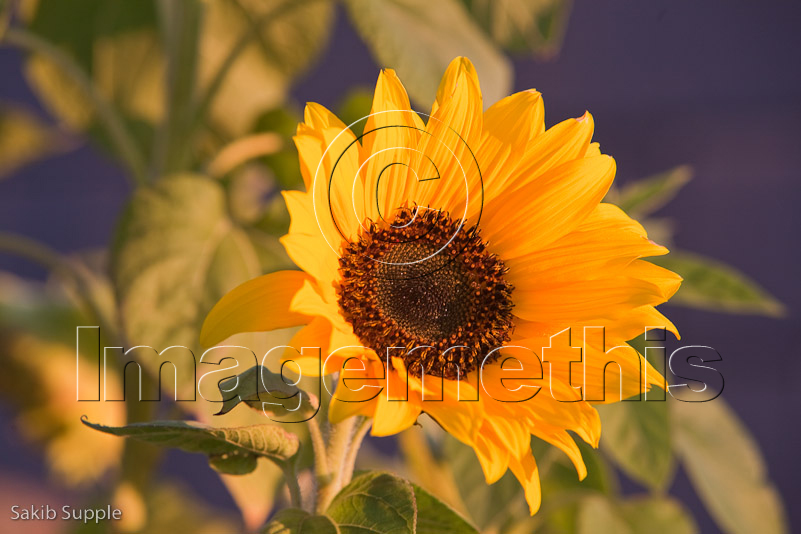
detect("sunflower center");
top-left (336, 207), bottom-right (514, 379)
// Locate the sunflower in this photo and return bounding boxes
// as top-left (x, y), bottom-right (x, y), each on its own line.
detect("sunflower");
top-left (200, 57), bottom-right (681, 514)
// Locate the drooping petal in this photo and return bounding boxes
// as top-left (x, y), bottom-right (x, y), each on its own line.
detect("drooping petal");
top-left (200, 270), bottom-right (313, 347)
top-left (532, 425), bottom-right (588, 480)
top-left (371, 362), bottom-right (423, 436)
top-left (509, 452), bottom-right (542, 515)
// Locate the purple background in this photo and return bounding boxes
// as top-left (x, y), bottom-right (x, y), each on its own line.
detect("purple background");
top-left (1, 0), bottom-right (800, 532)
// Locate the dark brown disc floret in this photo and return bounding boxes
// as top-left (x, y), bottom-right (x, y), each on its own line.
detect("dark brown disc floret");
top-left (336, 207), bottom-right (514, 379)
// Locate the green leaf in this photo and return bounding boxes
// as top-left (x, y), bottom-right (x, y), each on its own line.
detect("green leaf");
top-left (343, 0), bottom-right (512, 108)
top-left (81, 418), bottom-right (299, 474)
top-left (672, 399), bottom-right (787, 534)
top-left (615, 165), bottom-right (692, 218)
top-left (327, 472), bottom-right (417, 534)
top-left (327, 471), bottom-right (478, 534)
top-left (596, 393), bottom-right (675, 491)
top-left (460, 0), bottom-right (572, 57)
top-left (442, 434), bottom-right (529, 529)
top-left (438, 432), bottom-right (614, 532)
top-left (263, 508), bottom-right (340, 534)
top-left (413, 483), bottom-right (480, 534)
top-left (111, 174), bottom-right (263, 395)
top-left (651, 251), bottom-right (785, 316)
top-left (217, 365), bottom-right (319, 421)
top-left (577, 496), bottom-right (632, 534)
top-left (578, 495), bottom-right (698, 534)
top-left (619, 496), bottom-right (698, 534)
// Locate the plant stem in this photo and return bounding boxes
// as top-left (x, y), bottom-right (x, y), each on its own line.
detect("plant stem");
top-left (315, 417), bottom-right (357, 514)
top-left (151, 0), bottom-right (202, 178)
top-left (0, 231), bottom-right (118, 337)
top-left (307, 415), bottom-right (329, 479)
top-left (282, 461), bottom-right (303, 509)
top-left (341, 417), bottom-right (372, 486)
top-left (2, 27), bottom-right (148, 185)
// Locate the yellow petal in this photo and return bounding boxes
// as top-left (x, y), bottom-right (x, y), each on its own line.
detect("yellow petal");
top-left (603, 305), bottom-right (680, 340)
top-left (473, 428), bottom-right (511, 483)
top-left (289, 278), bottom-right (341, 321)
top-left (531, 424), bottom-right (588, 480)
top-left (623, 259), bottom-right (683, 301)
top-left (282, 189), bottom-right (342, 253)
top-left (483, 155), bottom-right (616, 257)
top-left (279, 233), bottom-right (340, 302)
top-left (282, 317), bottom-right (341, 376)
top-left (413, 57), bottom-right (484, 215)
top-left (328, 359), bottom-right (384, 423)
top-left (514, 275), bottom-right (667, 323)
top-left (295, 103), bottom-right (363, 241)
top-left (478, 89), bottom-right (545, 203)
top-left (360, 69), bottom-right (426, 223)
top-left (509, 452), bottom-right (541, 515)
top-left (200, 271), bottom-right (312, 347)
top-left (439, 89), bottom-right (545, 218)
top-left (506, 205), bottom-right (668, 289)
top-left (507, 112), bottom-right (596, 190)
top-left (371, 367), bottom-right (422, 437)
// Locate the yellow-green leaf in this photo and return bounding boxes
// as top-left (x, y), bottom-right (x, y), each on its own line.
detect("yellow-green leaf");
top-left (343, 0), bottom-right (512, 108)
top-left (578, 495), bottom-right (698, 534)
top-left (672, 399), bottom-right (787, 534)
top-left (460, 0), bottom-right (572, 57)
top-left (652, 251), bottom-right (785, 316)
top-left (111, 174), bottom-right (263, 398)
top-left (615, 166), bottom-right (692, 218)
top-left (597, 393), bottom-right (675, 491)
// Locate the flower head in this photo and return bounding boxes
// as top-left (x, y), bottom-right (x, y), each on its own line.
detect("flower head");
top-left (201, 57), bottom-right (681, 514)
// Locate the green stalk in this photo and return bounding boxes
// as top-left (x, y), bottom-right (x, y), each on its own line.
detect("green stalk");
top-left (151, 0), bottom-right (203, 177)
top-left (307, 415), bottom-right (329, 481)
top-left (315, 417), bottom-right (357, 514)
top-left (282, 459), bottom-right (303, 509)
top-left (341, 417), bottom-right (372, 486)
